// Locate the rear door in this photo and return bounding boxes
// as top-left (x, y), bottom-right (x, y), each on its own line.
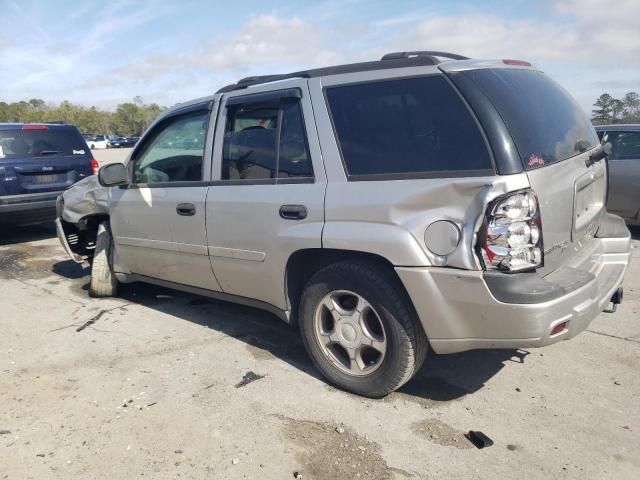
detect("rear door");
top-left (0, 125), bottom-right (92, 197)
top-left (205, 80), bottom-right (325, 311)
top-left (449, 67), bottom-right (604, 272)
top-left (109, 103), bottom-right (221, 291)
top-left (601, 130), bottom-right (640, 219)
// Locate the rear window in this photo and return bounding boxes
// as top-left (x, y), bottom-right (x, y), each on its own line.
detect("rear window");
top-left (325, 76), bottom-right (493, 179)
top-left (460, 69), bottom-right (599, 170)
top-left (0, 128), bottom-right (88, 159)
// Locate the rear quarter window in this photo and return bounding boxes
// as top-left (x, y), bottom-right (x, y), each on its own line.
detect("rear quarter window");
top-left (324, 75), bottom-right (493, 179)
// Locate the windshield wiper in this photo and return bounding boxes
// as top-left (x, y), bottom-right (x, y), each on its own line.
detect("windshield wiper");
top-left (36, 150), bottom-right (63, 156)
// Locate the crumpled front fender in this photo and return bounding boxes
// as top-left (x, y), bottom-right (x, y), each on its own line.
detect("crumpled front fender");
top-left (60, 176), bottom-right (110, 224)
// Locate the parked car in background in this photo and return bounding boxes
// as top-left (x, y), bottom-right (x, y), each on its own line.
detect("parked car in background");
top-left (57, 52), bottom-right (630, 397)
top-left (595, 125), bottom-right (640, 225)
top-left (108, 136), bottom-right (126, 148)
top-left (107, 136), bottom-right (138, 148)
top-left (0, 123), bottom-right (97, 225)
top-left (86, 135), bottom-right (109, 149)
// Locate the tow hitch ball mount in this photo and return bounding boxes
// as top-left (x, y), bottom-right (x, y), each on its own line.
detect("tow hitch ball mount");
top-left (603, 287), bottom-right (623, 314)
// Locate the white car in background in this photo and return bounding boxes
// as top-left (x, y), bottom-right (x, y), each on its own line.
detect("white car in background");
top-left (86, 135), bottom-right (109, 149)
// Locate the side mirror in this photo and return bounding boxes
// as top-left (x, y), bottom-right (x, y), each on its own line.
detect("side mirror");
top-left (98, 162), bottom-right (128, 187)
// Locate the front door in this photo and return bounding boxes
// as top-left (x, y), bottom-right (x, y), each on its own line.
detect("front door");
top-left (206, 81), bottom-right (326, 311)
top-left (109, 103), bottom-right (221, 291)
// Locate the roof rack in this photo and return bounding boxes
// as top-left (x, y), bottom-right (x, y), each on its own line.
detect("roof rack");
top-left (216, 51), bottom-right (468, 93)
top-left (381, 51), bottom-right (469, 61)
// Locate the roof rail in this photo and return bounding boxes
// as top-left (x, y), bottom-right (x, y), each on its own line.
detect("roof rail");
top-left (215, 53), bottom-right (463, 94)
top-left (381, 51), bottom-right (469, 61)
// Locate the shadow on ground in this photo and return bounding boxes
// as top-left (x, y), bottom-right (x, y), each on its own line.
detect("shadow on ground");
top-left (398, 349), bottom-right (528, 403)
top-left (630, 226), bottom-right (640, 241)
top-left (51, 258), bottom-right (523, 403)
top-left (0, 223), bottom-right (56, 246)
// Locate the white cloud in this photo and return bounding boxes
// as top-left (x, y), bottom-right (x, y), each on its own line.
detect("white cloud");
top-left (111, 14), bottom-right (345, 79)
top-left (2, 3), bottom-right (637, 110)
top-left (392, 3), bottom-right (640, 66)
top-left (79, 13), bottom-right (348, 107)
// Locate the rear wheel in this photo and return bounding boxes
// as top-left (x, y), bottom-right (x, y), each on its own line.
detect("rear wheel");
top-left (299, 260), bottom-right (427, 398)
top-left (89, 221), bottom-right (118, 297)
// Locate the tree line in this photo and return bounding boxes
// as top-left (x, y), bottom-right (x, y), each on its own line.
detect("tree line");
top-left (591, 92), bottom-right (640, 125)
top-left (0, 97), bottom-right (165, 136)
top-left (3, 91), bottom-right (638, 134)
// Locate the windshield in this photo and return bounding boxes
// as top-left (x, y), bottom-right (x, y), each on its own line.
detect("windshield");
top-left (459, 69), bottom-right (599, 170)
top-left (0, 128), bottom-right (88, 159)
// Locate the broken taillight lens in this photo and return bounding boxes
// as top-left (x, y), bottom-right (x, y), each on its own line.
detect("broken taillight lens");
top-left (478, 189), bottom-right (543, 272)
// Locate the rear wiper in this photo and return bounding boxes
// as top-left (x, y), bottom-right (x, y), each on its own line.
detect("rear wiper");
top-left (585, 143), bottom-right (611, 168)
top-left (36, 150), bottom-right (63, 156)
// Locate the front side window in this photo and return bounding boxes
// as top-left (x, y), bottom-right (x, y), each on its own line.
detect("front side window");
top-left (603, 131), bottom-right (640, 160)
top-left (325, 76), bottom-right (492, 178)
top-left (131, 110), bottom-right (208, 184)
top-left (222, 97), bottom-right (313, 181)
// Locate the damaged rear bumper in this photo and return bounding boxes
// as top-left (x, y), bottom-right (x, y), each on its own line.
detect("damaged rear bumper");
top-left (397, 215), bottom-right (631, 354)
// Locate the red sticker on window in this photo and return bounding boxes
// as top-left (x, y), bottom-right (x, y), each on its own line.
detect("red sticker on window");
top-left (528, 154), bottom-right (545, 167)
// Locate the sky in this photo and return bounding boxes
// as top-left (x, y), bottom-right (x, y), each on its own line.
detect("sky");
top-left (0, 0), bottom-right (638, 114)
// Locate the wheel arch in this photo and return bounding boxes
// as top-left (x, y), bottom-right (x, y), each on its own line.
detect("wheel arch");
top-left (61, 213), bottom-right (110, 258)
top-left (285, 248), bottom-right (417, 328)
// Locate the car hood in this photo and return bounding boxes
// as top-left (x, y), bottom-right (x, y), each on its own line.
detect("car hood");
top-left (60, 175), bottom-right (110, 223)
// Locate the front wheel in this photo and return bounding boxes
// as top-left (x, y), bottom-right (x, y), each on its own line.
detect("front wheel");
top-left (89, 221), bottom-right (118, 297)
top-left (299, 260), bottom-right (427, 398)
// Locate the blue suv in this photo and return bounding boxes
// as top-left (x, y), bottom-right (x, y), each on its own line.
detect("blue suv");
top-left (0, 123), bottom-right (97, 225)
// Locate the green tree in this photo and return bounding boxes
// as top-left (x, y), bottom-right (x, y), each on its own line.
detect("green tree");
top-left (0, 97), bottom-right (166, 135)
top-left (591, 93), bottom-right (617, 124)
top-left (622, 91), bottom-right (640, 122)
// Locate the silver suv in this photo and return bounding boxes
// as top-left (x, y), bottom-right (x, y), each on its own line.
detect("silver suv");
top-left (57, 51), bottom-right (631, 397)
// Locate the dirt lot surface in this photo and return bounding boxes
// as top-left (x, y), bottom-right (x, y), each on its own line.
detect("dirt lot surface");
top-left (1, 222), bottom-right (639, 478)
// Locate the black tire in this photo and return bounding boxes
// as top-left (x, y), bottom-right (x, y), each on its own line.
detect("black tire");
top-left (89, 221), bottom-right (118, 298)
top-left (299, 260), bottom-right (428, 398)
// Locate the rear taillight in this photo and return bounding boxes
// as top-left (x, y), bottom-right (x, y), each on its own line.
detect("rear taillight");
top-left (22, 124), bottom-right (49, 130)
top-left (90, 158), bottom-right (99, 175)
top-left (477, 189), bottom-right (543, 273)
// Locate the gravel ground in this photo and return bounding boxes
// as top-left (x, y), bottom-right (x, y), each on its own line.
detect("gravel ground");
top-left (1, 175), bottom-right (639, 479)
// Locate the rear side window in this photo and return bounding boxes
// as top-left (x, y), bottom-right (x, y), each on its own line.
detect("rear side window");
top-left (222, 98), bottom-right (313, 181)
top-left (325, 76), bottom-right (492, 178)
top-left (459, 69), bottom-right (599, 170)
top-left (0, 128), bottom-right (88, 159)
top-left (603, 131), bottom-right (640, 160)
